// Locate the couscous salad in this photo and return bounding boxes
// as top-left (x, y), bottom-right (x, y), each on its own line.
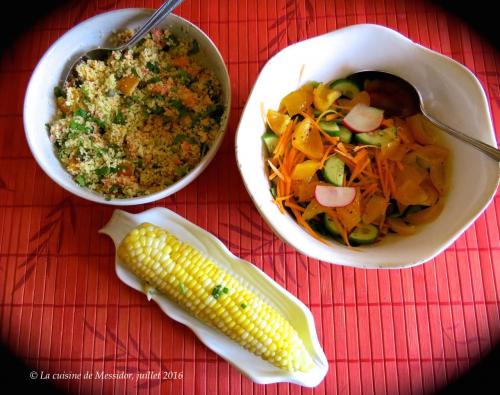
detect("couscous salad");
top-left (48, 28), bottom-right (224, 199)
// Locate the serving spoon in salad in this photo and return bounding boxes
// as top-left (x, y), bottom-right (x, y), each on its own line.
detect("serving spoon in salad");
top-left (347, 71), bottom-right (500, 161)
top-left (62, 0), bottom-right (184, 88)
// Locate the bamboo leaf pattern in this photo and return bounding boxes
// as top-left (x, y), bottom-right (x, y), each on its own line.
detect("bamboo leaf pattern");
top-left (13, 197), bottom-right (76, 294)
top-left (261, 0), bottom-right (314, 56)
top-left (0, 175), bottom-right (14, 192)
top-left (83, 318), bottom-right (166, 389)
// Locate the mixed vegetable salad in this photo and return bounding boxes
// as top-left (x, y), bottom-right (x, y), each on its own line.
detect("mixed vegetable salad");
top-left (263, 76), bottom-right (449, 246)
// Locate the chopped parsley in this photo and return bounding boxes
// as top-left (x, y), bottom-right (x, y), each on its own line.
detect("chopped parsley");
top-left (69, 119), bottom-right (90, 133)
top-left (74, 108), bottom-right (90, 119)
top-left (163, 33), bottom-right (179, 51)
top-left (206, 103), bottom-right (224, 122)
top-left (112, 111), bottom-right (126, 125)
top-left (74, 175), bottom-right (87, 187)
top-left (95, 166), bottom-right (120, 178)
top-left (145, 76), bottom-right (162, 85)
top-left (187, 39), bottom-right (200, 55)
top-left (53, 86), bottom-right (64, 98)
top-left (240, 303), bottom-right (247, 309)
top-left (211, 284), bottom-right (229, 300)
top-left (145, 106), bottom-right (164, 115)
top-left (146, 61), bottom-right (160, 73)
top-left (173, 134), bottom-right (197, 145)
top-left (179, 282), bottom-right (187, 294)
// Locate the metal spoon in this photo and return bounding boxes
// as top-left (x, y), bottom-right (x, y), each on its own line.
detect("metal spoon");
top-left (348, 71), bottom-right (500, 161)
top-left (62, 0), bottom-right (184, 87)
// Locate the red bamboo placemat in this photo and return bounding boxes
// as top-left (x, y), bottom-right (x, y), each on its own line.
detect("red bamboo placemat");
top-left (1, 0), bottom-right (499, 394)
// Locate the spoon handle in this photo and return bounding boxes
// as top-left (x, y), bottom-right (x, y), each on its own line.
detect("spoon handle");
top-left (116, 0), bottom-right (184, 51)
top-left (421, 110), bottom-right (500, 162)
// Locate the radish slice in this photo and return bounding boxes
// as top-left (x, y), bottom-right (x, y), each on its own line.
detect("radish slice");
top-left (315, 185), bottom-right (356, 207)
top-left (343, 103), bottom-right (384, 132)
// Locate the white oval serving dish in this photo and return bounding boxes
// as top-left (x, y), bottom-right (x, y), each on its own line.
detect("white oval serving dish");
top-left (99, 207), bottom-right (328, 387)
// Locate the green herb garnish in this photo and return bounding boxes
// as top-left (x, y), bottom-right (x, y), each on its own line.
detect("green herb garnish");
top-left (187, 39), bottom-right (200, 55)
top-left (75, 175), bottom-right (87, 187)
top-left (69, 119), bottom-right (90, 133)
top-left (211, 284), bottom-right (229, 300)
top-left (179, 282), bottom-right (187, 294)
top-left (173, 134), bottom-right (197, 145)
top-left (53, 86), bottom-right (64, 98)
top-left (74, 108), bottom-right (90, 119)
top-left (240, 303), bottom-right (247, 309)
top-left (146, 62), bottom-right (160, 73)
top-left (146, 106), bottom-right (164, 115)
top-left (112, 111), bottom-right (126, 125)
top-left (163, 34), bottom-right (179, 51)
top-left (145, 76), bottom-right (162, 85)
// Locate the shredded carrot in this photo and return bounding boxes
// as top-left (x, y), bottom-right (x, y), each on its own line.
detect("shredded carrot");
top-left (264, 80), bottom-right (448, 248)
top-left (319, 145), bottom-right (335, 169)
top-left (348, 158), bottom-right (371, 186)
top-left (353, 144), bottom-right (378, 152)
top-left (381, 118), bottom-right (394, 127)
top-left (273, 119), bottom-right (295, 160)
top-left (361, 183), bottom-right (378, 199)
top-left (387, 163), bottom-right (398, 197)
top-left (353, 149), bottom-right (368, 164)
top-left (284, 201), bottom-right (306, 212)
top-left (267, 159), bottom-right (284, 181)
top-left (276, 194), bottom-right (293, 202)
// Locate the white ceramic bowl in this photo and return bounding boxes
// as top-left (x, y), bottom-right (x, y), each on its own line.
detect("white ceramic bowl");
top-left (236, 24), bottom-right (499, 269)
top-left (24, 9), bottom-right (230, 205)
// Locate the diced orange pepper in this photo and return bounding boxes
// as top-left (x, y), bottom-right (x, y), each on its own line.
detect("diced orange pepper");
top-left (117, 75), bottom-right (140, 96)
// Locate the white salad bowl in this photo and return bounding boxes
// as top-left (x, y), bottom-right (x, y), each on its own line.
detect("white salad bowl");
top-left (100, 207), bottom-right (328, 386)
top-left (235, 24), bottom-right (499, 269)
top-left (24, 9), bottom-right (230, 205)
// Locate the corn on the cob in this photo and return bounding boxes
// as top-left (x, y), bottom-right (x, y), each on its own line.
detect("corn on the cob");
top-left (118, 223), bottom-right (314, 372)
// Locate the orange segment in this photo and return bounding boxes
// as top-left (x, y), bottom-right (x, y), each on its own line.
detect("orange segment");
top-left (266, 109), bottom-right (291, 136)
top-left (407, 114), bottom-right (439, 145)
top-left (291, 160), bottom-right (321, 181)
top-left (292, 119), bottom-right (324, 160)
top-left (313, 83), bottom-right (341, 112)
top-left (387, 218), bottom-right (417, 235)
top-left (362, 194), bottom-right (387, 224)
top-left (280, 89), bottom-right (313, 116)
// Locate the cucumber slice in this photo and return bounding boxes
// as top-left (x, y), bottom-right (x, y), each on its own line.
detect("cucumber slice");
top-left (349, 224), bottom-right (379, 245)
top-left (262, 131), bottom-right (278, 155)
top-left (323, 215), bottom-right (342, 237)
top-left (319, 121), bottom-right (352, 143)
top-left (323, 155), bottom-right (344, 186)
top-left (329, 78), bottom-right (361, 99)
top-left (354, 127), bottom-right (396, 146)
top-left (404, 205), bottom-right (425, 216)
top-left (270, 185), bottom-right (277, 199)
top-left (387, 200), bottom-right (403, 218)
top-left (338, 125), bottom-right (352, 143)
top-left (319, 120), bottom-right (340, 135)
